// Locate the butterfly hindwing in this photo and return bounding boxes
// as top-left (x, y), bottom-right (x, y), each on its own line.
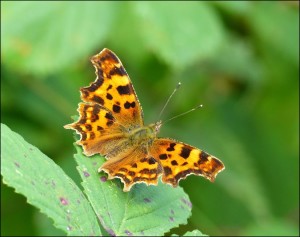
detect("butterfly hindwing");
top-left (100, 146), bottom-right (163, 191)
top-left (64, 102), bottom-right (127, 156)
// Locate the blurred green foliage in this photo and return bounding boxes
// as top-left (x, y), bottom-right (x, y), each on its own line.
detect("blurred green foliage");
top-left (1, 1), bottom-right (299, 236)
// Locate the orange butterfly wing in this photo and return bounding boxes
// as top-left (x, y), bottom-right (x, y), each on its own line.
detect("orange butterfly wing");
top-left (150, 138), bottom-right (225, 186)
top-left (80, 48), bottom-right (143, 127)
top-left (100, 146), bottom-right (163, 192)
top-left (64, 48), bottom-right (143, 156)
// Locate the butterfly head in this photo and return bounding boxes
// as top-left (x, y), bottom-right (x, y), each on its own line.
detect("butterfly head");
top-left (148, 121), bottom-right (162, 136)
top-left (154, 121), bottom-right (162, 134)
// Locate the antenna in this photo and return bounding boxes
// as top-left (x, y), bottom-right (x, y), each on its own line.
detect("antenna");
top-left (162, 104), bottom-right (203, 125)
top-left (158, 82), bottom-right (181, 119)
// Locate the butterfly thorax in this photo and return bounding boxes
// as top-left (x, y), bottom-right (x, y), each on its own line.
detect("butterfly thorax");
top-left (128, 121), bottom-right (162, 147)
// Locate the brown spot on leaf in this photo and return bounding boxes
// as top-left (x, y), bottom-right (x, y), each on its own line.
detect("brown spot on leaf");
top-left (83, 171), bottom-right (90, 177)
top-left (60, 197), bottom-right (69, 205)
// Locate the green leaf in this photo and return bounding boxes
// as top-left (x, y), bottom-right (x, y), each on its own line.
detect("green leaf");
top-left (172, 229), bottom-right (207, 236)
top-left (133, 2), bottom-right (224, 69)
top-left (1, 2), bottom-right (116, 75)
top-left (0, 123), bottom-right (102, 236)
top-left (74, 144), bottom-right (192, 236)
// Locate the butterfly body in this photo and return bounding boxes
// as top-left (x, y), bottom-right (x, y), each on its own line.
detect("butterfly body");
top-left (65, 48), bottom-right (224, 192)
top-left (128, 122), bottom-right (159, 146)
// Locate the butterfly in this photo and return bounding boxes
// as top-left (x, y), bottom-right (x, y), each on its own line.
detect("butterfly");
top-left (64, 48), bottom-right (225, 192)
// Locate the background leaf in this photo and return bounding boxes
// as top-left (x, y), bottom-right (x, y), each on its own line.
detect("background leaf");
top-left (133, 2), bottom-right (224, 69)
top-left (1, 1), bottom-right (116, 75)
top-left (172, 229), bottom-right (207, 236)
top-left (74, 144), bottom-right (192, 236)
top-left (0, 124), bottom-right (102, 236)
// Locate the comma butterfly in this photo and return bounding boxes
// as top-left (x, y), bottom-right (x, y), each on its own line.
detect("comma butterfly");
top-left (64, 48), bottom-right (225, 191)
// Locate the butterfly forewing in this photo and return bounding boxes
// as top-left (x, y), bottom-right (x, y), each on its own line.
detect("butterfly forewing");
top-left (150, 139), bottom-right (225, 186)
top-left (80, 48), bottom-right (144, 128)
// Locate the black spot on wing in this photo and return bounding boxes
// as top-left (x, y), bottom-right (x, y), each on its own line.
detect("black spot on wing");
top-left (119, 168), bottom-right (128, 172)
top-left (212, 158), bottom-right (223, 167)
top-left (198, 151), bottom-right (209, 164)
top-left (106, 50), bottom-right (120, 63)
top-left (140, 157), bottom-right (148, 163)
top-left (105, 112), bottom-right (114, 121)
top-left (171, 160), bottom-right (178, 166)
top-left (128, 171), bottom-right (135, 176)
top-left (113, 104), bottom-right (121, 113)
top-left (85, 124), bottom-right (92, 131)
top-left (124, 101), bottom-right (136, 109)
top-left (174, 170), bottom-right (192, 183)
top-left (117, 85), bottom-right (132, 95)
top-left (106, 93), bottom-right (113, 100)
top-left (148, 157), bottom-right (157, 165)
top-left (93, 104), bottom-right (100, 115)
top-left (90, 114), bottom-right (99, 122)
top-left (164, 166), bottom-right (172, 176)
top-left (115, 173), bottom-right (131, 184)
top-left (159, 154), bottom-right (168, 160)
top-left (180, 146), bottom-right (192, 159)
top-left (92, 95), bottom-right (104, 105)
top-left (109, 66), bottom-right (127, 77)
top-left (106, 120), bottom-right (114, 127)
top-left (167, 143), bottom-right (176, 151)
top-left (90, 132), bottom-right (95, 140)
top-left (81, 133), bottom-right (87, 141)
top-left (79, 118), bottom-right (86, 124)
